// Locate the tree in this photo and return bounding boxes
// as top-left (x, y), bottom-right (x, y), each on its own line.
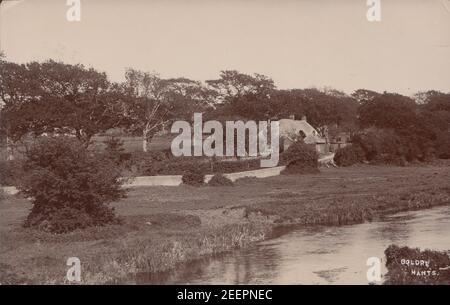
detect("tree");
top-left (206, 70), bottom-right (275, 104)
top-left (0, 58), bottom-right (43, 159)
top-left (122, 69), bottom-right (212, 152)
top-left (164, 77), bottom-right (214, 120)
top-left (0, 60), bottom-right (124, 149)
top-left (351, 89), bottom-right (380, 104)
top-left (268, 88), bottom-right (358, 134)
top-left (206, 70), bottom-right (275, 120)
top-left (354, 92), bottom-right (450, 162)
top-left (357, 93), bottom-right (417, 131)
top-left (415, 91), bottom-right (450, 158)
top-left (122, 69), bottom-right (179, 152)
top-left (417, 91), bottom-right (450, 128)
top-left (35, 60), bottom-right (122, 144)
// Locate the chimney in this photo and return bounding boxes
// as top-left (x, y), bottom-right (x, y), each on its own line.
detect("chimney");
top-left (289, 114), bottom-right (295, 120)
top-left (301, 115), bottom-right (307, 121)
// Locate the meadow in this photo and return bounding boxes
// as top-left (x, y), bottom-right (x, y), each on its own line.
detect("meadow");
top-left (1, 164), bottom-right (449, 284)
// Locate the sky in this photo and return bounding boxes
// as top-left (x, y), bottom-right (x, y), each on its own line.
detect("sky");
top-left (1, 0), bottom-right (450, 96)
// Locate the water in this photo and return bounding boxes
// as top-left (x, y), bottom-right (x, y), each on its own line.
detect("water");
top-left (136, 206), bottom-right (450, 284)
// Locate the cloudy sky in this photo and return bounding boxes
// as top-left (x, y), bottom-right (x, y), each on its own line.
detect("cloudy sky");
top-left (1, 0), bottom-right (449, 95)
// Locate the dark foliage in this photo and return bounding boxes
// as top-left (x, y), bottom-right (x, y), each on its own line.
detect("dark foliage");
top-left (281, 141), bottom-right (319, 174)
top-left (103, 136), bottom-right (125, 165)
top-left (211, 158), bottom-right (262, 173)
top-left (207, 173), bottom-right (234, 186)
top-left (352, 128), bottom-right (435, 165)
top-left (333, 144), bottom-right (365, 167)
top-left (358, 93), bottom-right (418, 130)
top-left (435, 131), bottom-right (450, 159)
top-left (123, 152), bottom-right (263, 176)
top-left (182, 165), bottom-right (206, 186)
top-left (18, 137), bottom-right (125, 233)
top-left (354, 91), bottom-right (450, 163)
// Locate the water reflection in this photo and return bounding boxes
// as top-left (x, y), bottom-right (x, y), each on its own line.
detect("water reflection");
top-left (136, 206), bottom-right (450, 284)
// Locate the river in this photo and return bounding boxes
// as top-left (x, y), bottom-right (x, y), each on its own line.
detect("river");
top-left (135, 205), bottom-right (450, 284)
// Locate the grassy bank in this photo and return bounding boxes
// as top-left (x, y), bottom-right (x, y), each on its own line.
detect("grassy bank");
top-left (244, 187), bottom-right (450, 226)
top-left (1, 164), bottom-right (449, 284)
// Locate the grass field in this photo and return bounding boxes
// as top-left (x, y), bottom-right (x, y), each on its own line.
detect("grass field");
top-left (1, 164), bottom-right (449, 284)
top-left (0, 134), bottom-right (169, 160)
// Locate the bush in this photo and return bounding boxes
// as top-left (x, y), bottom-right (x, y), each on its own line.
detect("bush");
top-left (18, 136), bottom-right (126, 233)
top-left (182, 165), bottom-right (206, 186)
top-left (384, 245), bottom-right (450, 284)
top-left (281, 141), bottom-right (319, 174)
top-left (103, 136), bottom-right (125, 165)
top-left (334, 144), bottom-right (365, 167)
top-left (352, 129), bottom-right (403, 161)
top-left (207, 173), bottom-right (234, 186)
top-left (352, 128), bottom-right (437, 164)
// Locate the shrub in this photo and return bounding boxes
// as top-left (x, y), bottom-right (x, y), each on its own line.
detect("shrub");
top-left (18, 136), bottom-right (126, 233)
top-left (207, 173), bottom-right (234, 186)
top-left (334, 144), bottom-right (365, 167)
top-left (103, 136), bottom-right (125, 165)
top-left (384, 245), bottom-right (450, 284)
top-left (352, 129), bottom-right (404, 161)
top-left (281, 141), bottom-right (319, 174)
top-left (352, 128), bottom-right (437, 164)
top-left (182, 165), bottom-right (206, 186)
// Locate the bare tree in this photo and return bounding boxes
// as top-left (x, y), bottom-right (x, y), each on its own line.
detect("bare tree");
top-left (122, 69), bottom-right (214, 152)
top-left (123, 69), bottom-right (171, 152)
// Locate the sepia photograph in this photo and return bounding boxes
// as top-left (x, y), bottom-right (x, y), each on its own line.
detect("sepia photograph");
top-left (0, 0), bottom-right (449, 291)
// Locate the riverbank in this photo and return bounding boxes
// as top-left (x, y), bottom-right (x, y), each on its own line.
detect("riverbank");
top-left (1, 165), bottom-right (449, 284)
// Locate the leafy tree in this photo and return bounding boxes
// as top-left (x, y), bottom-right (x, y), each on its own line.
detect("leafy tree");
top-left (351, 89), bottom-right (380, 104)
top-left (35, 60), bottom-right (122, 144)
top-left (0, 58), bottom-right (43, 159)
top-left (268, 88), bottom-right (358, 133)
top-left (0, 60), bottom-right (123, 149)
top-left (206, 70), bottom-right (275, 104)
top-left (357, 93), bottom-right (417, 131)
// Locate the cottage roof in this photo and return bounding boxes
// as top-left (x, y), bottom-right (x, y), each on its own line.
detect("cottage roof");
top-left (278, 118), bottom-right (326, 144)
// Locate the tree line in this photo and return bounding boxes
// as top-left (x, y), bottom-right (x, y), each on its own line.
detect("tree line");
top-left (1, 55), bottom-right (449, 160)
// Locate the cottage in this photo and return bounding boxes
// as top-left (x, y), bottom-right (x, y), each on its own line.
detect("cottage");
top-left (278, 115), bottom-right (327, 153)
